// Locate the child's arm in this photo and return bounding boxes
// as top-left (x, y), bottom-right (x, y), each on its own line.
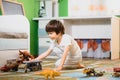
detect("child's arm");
top-left (35, 48), bottom-right (52, 60)
top-left (55, 45), bottom-right (70, 71)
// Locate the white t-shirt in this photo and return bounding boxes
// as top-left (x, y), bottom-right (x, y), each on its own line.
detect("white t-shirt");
top-left (50, 34), bottom-right (82, 59)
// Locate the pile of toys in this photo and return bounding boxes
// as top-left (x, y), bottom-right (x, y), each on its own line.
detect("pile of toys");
top-left (0, 50), bottom-right (42, 73)
top-left (0, 59), bottom-right (19, 72)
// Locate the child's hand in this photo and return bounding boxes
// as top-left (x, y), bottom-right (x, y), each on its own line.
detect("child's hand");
top-left (54, 66), bottom-right (63, 71)
top-left (30, 58), bottom-right (41, 61)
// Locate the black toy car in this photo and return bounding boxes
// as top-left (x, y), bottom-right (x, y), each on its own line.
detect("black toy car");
top-left (18, 60), bottom-right (42, 73)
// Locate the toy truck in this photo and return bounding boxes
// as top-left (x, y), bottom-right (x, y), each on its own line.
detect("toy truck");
top-left (18, 60), bottom-right (42, 73)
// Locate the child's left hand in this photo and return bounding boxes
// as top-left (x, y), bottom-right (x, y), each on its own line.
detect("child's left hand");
top-left (54, 66), bottom-right (63, 71)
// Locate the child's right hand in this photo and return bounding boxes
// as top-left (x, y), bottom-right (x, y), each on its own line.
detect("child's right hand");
top-left (30, 58), bottom-right (39, 61)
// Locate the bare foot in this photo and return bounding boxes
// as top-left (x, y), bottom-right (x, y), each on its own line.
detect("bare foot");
top-left (77, 64), bottom-right (85, 69)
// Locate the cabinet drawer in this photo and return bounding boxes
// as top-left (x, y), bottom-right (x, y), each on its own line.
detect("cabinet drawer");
top-left (39, 38), bottom-right (51, 47)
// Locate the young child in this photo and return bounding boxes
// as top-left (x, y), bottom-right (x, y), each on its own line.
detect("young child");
top-left (35, 20), bottom-right (84, 71)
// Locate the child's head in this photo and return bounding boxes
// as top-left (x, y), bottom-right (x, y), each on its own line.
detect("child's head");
top-left (45, 20), bottom-right (65, 35)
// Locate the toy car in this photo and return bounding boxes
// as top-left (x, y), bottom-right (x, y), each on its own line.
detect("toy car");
top-left (18, 60), bottom-right (42, 73)
top-left (112, 72), bottom-right (120, 77)
top-left (83, 68), bottom-right (105, 77)
top-left (114, 67), bottom-right (120, 72)
top-left (112, 67), bottom-right (120, 77)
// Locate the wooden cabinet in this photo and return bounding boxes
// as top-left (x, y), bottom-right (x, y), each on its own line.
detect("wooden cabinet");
top-left (111, 17), bottom-right (120, 59)
top-left (33, 16), bottom-right (120, 59)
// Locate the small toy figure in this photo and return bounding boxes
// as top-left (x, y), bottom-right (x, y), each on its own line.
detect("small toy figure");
top-left (34, 68), bottom-right (61, 80)
top-left (18, 50), bottom-right (34, 61)
top-left (83, 68), bottom-right (105, 77)
top-left (112, 72), bottom-right (120, 77)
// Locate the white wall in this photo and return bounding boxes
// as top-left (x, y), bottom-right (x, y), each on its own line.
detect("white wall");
top-left (68, 0), bottom-right (120, 17)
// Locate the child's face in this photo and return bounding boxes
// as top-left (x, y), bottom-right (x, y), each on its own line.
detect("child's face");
top-left (48, 32), bottom-right (59, 40)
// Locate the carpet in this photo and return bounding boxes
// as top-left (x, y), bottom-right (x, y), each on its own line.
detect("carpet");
top-left (0, 58), bottom-right (120, 80)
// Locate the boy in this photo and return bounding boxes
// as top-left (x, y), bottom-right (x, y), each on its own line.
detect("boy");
top-left (35, 20), bottom-right (84, 71)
